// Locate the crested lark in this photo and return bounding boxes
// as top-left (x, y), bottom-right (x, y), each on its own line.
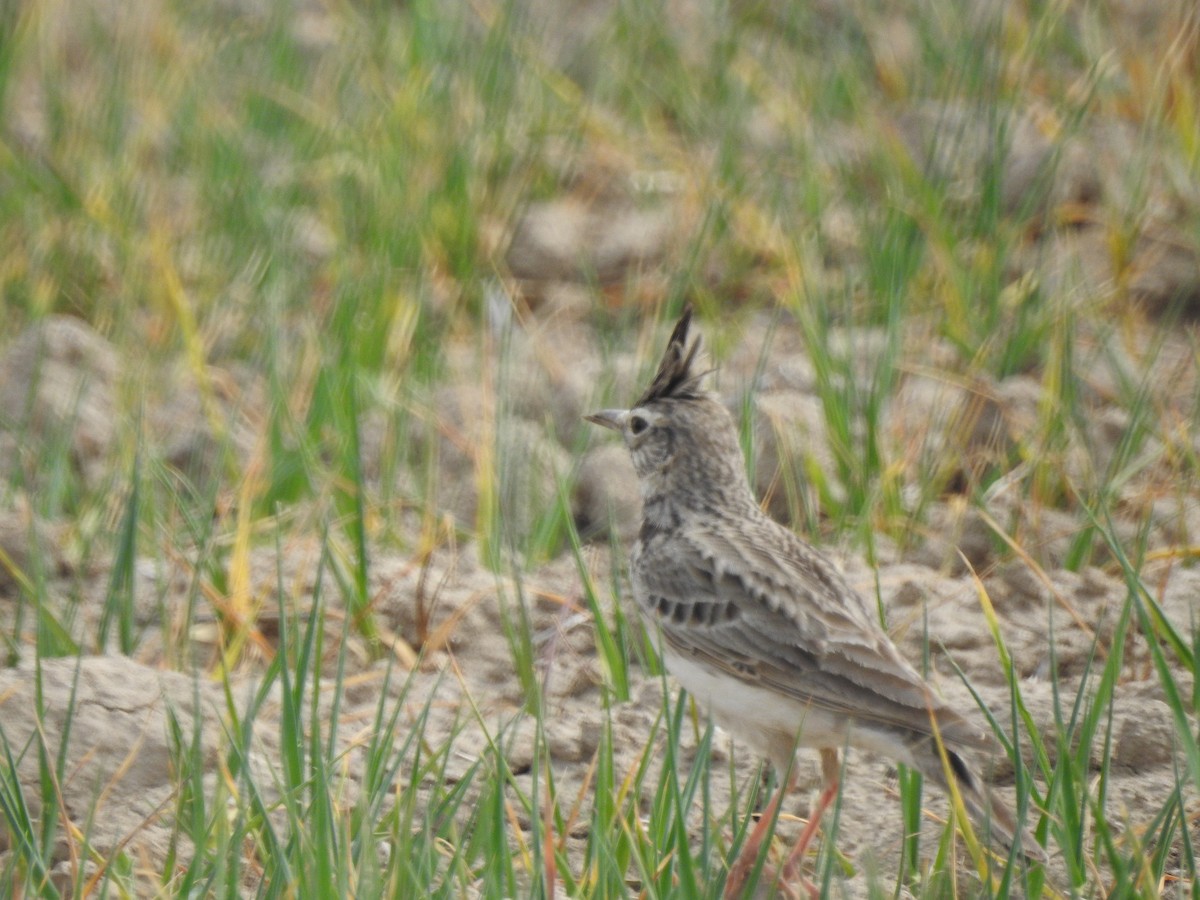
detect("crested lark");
top-left (587, 307), bottom-right (1043, 897)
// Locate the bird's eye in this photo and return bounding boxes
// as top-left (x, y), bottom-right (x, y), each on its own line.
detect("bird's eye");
top-left (629, 415), bottom-right (649, 435)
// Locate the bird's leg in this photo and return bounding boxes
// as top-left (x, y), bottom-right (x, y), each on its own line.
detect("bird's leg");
top-left (779, 748), bottom-right (841, 892)
top-left (722, 768), bottom-right (795, 900)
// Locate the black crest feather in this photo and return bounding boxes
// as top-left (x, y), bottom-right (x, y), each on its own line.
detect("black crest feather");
top-left (634, 305), bottom-right (706, 407)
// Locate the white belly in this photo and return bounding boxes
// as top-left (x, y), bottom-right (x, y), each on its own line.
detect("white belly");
top-left (660, 644), bottom-right (849, 765)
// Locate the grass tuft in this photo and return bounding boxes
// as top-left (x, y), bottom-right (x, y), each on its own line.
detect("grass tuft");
top-left (2, 0), bottom-right (1198, 896)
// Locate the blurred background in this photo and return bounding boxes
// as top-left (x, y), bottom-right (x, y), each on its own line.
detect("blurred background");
top-left (1, 1), bottom-right (1198, 896)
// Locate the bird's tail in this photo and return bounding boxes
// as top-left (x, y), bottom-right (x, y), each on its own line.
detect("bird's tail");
top-left (915, 740), bottom-right (1048, 864)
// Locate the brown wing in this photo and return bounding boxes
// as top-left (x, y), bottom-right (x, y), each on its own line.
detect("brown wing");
top-left (633, 514), bottom-right (992, 751)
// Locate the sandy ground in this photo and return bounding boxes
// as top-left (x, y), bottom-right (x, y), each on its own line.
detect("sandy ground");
top-left (2, 307), bottom-right (1198, 896)
top-left (2, 0), bottom-right (1199, 895)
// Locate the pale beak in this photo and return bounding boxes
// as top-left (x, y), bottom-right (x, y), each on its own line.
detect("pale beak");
top-left (584, 409), bottom-right (628, 431)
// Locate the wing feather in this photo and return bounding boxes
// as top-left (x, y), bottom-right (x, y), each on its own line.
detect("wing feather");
top-left (634, 516), bottom-right (991, 750)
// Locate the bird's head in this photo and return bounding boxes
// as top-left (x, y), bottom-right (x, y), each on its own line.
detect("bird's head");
top-left (586, 306), bottom-right (751, 509)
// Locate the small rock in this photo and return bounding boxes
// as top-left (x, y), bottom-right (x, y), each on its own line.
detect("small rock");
top-left (497, 419), bottom-right (572, 541)
top-left (507, 197), bottom-right (674, 284)
top-left (904, 501), bottom-right (997, 574)
top-left (573, 443), bottom-right (640, 541)
top-left (993, 559), bottom-right (1049, 608)
top-left (1110, 698), bottom-right (1177, 770)
top-left (546, 719), bottom-right (597, 763)
top-left (1155, 566), bottom-right (1200, 639)
top-left (423, 383), bottom-right (570, 547)
top-left (148, 363), bottom-right (263, 489)
top-left (504, 717), bottom-right (538, 773)
top-left (0, 316), bottom-right (119, 487)
top-left (497, 319), bottom-right (603, 440)
top-left (0, 499), bottom-right (64, 593)
top-left (0, 656), bottom-right (276, 884)
top-left (752, 389), bottom-right (833, 520)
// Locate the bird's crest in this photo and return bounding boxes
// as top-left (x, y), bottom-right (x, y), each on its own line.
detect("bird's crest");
top-left (634, 305), bottom-right (707, 407)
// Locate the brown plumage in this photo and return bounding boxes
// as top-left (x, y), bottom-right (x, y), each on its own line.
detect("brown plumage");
top-left (587, 306), bottom-right (1044, 895)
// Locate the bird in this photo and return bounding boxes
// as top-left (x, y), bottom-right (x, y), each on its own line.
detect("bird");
top-left (586, 306), bottom-right (1043, 897)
